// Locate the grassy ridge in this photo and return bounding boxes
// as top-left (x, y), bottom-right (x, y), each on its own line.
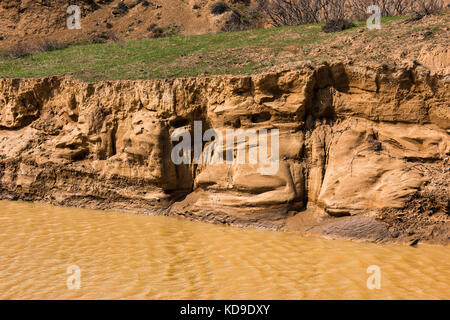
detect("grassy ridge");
top-left (0, 17), bottom-right (404, 82)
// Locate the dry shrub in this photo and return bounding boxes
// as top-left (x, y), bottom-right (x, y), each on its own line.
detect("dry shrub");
top-left (221, 7), bottom-right (260, 32)
top-left (256, 0), bottom-right (325, 26)
top-left (112, 1), bottom-right (129, 15)
top-left (348, 0), bottom-right (415, 19)
top-left (322, 19), bottom-right (355, 33)
top-left (211, 1), bottom-right (230, 15)
top-left (36, 39), bottom-right (68, 53)
top-left (150, 27), bottom-right (165, 38)
top-left (414, 0), bottom-right (444, 15)
top-left (256, 0), bottom-right (445, 27)
top-left (6, 39), bottom-right (68, 59)
top-left (90, 31), bottom-right (119, 44)
top-left (147, 24), bottom-right (180, 38)
top-left (8, 42), bottom-right (33, 59)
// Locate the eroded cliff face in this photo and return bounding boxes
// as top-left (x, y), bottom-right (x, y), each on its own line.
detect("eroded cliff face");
top-left (0, 62), bottom-right (449, 243)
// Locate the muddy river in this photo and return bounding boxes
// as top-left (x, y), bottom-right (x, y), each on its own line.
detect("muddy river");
top-left (0, 200), bottom-right (449, 299)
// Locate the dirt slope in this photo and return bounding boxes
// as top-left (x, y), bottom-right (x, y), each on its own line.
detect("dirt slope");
top-left (0, 0), bottom-right (243, 49)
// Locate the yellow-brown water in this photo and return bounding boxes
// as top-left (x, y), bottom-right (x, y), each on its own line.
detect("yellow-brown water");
top-left (0, 200), bottom-right (449, 300)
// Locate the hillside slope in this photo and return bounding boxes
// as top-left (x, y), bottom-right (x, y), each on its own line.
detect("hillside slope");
top-left (0, 11), bottom-right (449, 81)
top-left (0, 0), bottom-right (246, 49)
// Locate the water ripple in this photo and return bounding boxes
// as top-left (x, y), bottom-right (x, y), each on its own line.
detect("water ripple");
top-left (0, 200), bottom-right (449, 299)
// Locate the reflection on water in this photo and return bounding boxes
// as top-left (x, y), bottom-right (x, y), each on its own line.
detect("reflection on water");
top-left (0, 200), bottom-right (449, 299)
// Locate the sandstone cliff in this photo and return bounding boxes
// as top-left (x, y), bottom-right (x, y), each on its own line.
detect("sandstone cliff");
top-left (0, 62), bottom-right (448, 244)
